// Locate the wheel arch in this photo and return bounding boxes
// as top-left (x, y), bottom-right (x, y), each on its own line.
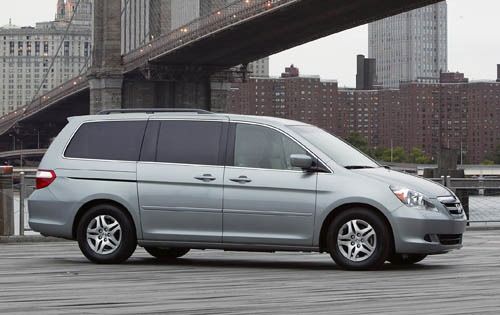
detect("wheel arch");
top-left (318, 203), bottom-right (395, 253)
top-left (72, 199), bottom-right (137, 240)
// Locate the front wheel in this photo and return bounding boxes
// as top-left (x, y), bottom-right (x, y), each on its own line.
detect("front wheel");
top-left (77, 204), bottom-right (137, 264)
top-left (145, 247), bottom-right (190, 260)
top-left (327, 208), bottom-right (391, 270)
top-left (389, 254), bottom-right (427, 265)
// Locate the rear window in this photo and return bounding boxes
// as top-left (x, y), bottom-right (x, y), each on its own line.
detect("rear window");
top-left (64, 121), bottom-right (147, 161)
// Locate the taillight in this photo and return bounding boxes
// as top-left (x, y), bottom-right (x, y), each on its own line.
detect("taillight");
top-left (36, 170), bottom-right (57, 189)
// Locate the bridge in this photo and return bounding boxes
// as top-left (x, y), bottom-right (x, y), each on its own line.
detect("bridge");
top-left (0, 0), bottom-right (441, 153)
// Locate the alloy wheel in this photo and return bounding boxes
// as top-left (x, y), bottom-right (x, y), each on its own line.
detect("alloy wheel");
top-left (86, 215), bottom-right (122, 255)
top-left (337, 219), bottom-right (377, 262)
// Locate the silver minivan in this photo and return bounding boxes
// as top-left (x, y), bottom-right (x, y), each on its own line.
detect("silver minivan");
top-left (28, 109), bottom-right (467, 270)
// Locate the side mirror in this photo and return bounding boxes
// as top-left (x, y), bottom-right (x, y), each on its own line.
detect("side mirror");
top-left (290, 154), bottom-right (313, 170)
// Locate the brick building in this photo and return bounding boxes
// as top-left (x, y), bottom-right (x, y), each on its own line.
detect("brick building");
top-left (228, 65), bottom-right (338, 132)
top-left (227, 66), bottom-right (500, 163)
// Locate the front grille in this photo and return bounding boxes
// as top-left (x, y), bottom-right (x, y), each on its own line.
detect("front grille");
top-left (437, 196), bottom-right (464, 216)
top-left (438, 234), bottom-right (463, 245)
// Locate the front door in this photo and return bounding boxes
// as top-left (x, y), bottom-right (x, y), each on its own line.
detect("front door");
top-left (138, 119), bottom-right (228, 242)
top-left (223, 123), bottom-right (318, 246)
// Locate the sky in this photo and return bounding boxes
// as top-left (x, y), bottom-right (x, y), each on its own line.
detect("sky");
top-left (1, 0), bottom-right (499, 87)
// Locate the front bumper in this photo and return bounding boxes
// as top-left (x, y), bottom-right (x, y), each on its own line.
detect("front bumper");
top-left (390, 204), bottom-right (467, 254)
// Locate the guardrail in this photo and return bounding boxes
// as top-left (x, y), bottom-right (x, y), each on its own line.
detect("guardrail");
top-left (1, 173), bottom-right (499, 236)
top-left (428, 176), bottom-right (500, 191)
top-left (0, 171), bottom-right (36, 236)
top-left (0, 76), bottom-right (89, 135)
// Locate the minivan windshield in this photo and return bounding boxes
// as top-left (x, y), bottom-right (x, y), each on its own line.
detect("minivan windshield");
top-left (289, 125), bottom-right (379, 169)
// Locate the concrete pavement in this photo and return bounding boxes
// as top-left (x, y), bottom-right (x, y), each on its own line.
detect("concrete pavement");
top-left (0, 230), bottom-right (499, 314)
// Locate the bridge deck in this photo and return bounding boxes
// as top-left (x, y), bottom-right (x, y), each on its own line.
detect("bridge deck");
top-left (0, 230), bottom-right (499, 314)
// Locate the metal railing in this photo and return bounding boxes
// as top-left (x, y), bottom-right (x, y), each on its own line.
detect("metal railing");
top-left (0, 171), bottom-right (36, 236)
top-left (428, 176), bottom-right (500, 224)
top-left (123, 0), bottom-right (298, 72)
top-left (0, 76), bottom-right (89, 135)
top-left (1, 173), bottom-right (499, 236)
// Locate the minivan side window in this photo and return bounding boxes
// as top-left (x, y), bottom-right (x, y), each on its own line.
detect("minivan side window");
top-left (233, 124), bottom-right (307, 170)
top-left (64, 121), bottom-right (147, 161)
top-left (156, 120), bottom-right (223, 166)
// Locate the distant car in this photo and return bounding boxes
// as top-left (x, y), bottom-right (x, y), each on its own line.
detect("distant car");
top-left (28, 109), bottom-right (467, 270)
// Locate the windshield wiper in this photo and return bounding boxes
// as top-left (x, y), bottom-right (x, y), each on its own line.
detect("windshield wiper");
top-left (344, 165), bottom-right (376, 170)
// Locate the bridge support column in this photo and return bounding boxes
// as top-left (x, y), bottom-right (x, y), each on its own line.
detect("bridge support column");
top-left (89, 76), bottom-right (123, 114)
top-left (88, 0), bottom-right (123, 114)
top-left (122, 79), bottom-right (211, 110)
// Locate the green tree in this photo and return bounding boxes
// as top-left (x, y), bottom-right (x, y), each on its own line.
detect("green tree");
top-left (481, 160), bottom-right (495, 166)
top-left (487, 145), bottom-right (500, 164)
top-left (345, 132), bottom-right (369, 154)
top-left (392, 147), bottom-right (407, 162)
top-left (409, 147), bottom-right (432, 164)
top-left (371, 147), bottom-right (386, 161)
top-left (380, 148), bottom-right (393, 162)
top-left (377, 147), bottom-right (406, 163)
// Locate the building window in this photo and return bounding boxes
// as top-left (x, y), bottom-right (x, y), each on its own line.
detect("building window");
top-left (17, 41), bottom-right (23, 56)
top-left (84, 42), bottom-right (90, 57)
top-left (35, 41), bottom-right (40, 56)
top-left (63, 41), bottom-right (70, 56)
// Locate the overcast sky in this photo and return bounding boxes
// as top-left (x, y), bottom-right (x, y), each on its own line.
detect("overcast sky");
top-left (1, 0), bottom-right (499, 87)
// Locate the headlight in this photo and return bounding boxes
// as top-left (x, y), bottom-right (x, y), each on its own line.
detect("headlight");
top-left (390, 186), bottom-right (437, 211)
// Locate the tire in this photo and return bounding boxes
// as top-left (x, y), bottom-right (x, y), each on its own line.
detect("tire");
top-left (388, 254), bottom-right (427, 265)
top-left (326, 207), bottom-right (391, 270)
top-left (144, 247), bottom-right (190, 261)
top-left (77, 203), bottom-right (137, 264)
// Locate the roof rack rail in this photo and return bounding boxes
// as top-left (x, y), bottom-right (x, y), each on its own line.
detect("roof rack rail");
top-left (97, 108), bottom-right (213, 115)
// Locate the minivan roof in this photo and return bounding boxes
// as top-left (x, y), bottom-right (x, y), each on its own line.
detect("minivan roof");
top-left (68, 112), bottom-right (310, 128)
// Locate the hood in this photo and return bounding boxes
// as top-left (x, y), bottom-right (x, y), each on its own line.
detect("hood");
top-left (351, 167), bottom-right (452, 198)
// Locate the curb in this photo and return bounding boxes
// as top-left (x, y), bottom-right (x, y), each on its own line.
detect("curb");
top-left (0, 235), bottom-right (70, 243)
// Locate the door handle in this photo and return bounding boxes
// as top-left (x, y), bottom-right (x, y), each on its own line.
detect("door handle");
top-left (229, 176), bottom-right (252, 183)
top-left (194, 174), bottom-right (216, 182)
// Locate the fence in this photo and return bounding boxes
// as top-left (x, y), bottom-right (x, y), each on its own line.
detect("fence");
top-left (0, 171), bottom-right (36, 236)
top-left (1, 172), bottom-right (499, 236)
top-left (428, 176), bottom-right (500, 224)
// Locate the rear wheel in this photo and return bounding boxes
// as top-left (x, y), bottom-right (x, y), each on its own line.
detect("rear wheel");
top-left (326, 207), bottom-right (391, 270)
top-left (389, 254), bottom-right (427, 265)
top-left (77, 204), bottom-right (137, 264)
top-left (145, 247), bottom-right (190, 260)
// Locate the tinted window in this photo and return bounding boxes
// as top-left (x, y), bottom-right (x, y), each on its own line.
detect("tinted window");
top-left (156, 121), bottom-right (223, 165)
top-left (65, 121), bottom-right (147, 161)
top-left (233, 124), bottom-right (306, 170)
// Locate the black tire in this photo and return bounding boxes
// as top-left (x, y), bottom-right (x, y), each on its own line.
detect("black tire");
top-left (388, 254), bottom-right (427, 265)
top-left (77, 203), bottom-right (137, 264)
top-left (144, 247), bottom-right (190, 261)
top-left (326, 207), bottom-right (391, 270)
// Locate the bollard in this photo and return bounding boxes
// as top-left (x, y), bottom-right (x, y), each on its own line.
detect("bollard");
top-left (445, 176), bottom-right (452, 191)
top-left (19, 172), bottom-right (25, 236)
top-left (0, 166), bottom-right (14, 236)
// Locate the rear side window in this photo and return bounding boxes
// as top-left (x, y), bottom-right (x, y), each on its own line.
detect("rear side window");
top-left (156, 121), bottom-right (223, 165)
top-left (65, 121), bottom-right (147, 161)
